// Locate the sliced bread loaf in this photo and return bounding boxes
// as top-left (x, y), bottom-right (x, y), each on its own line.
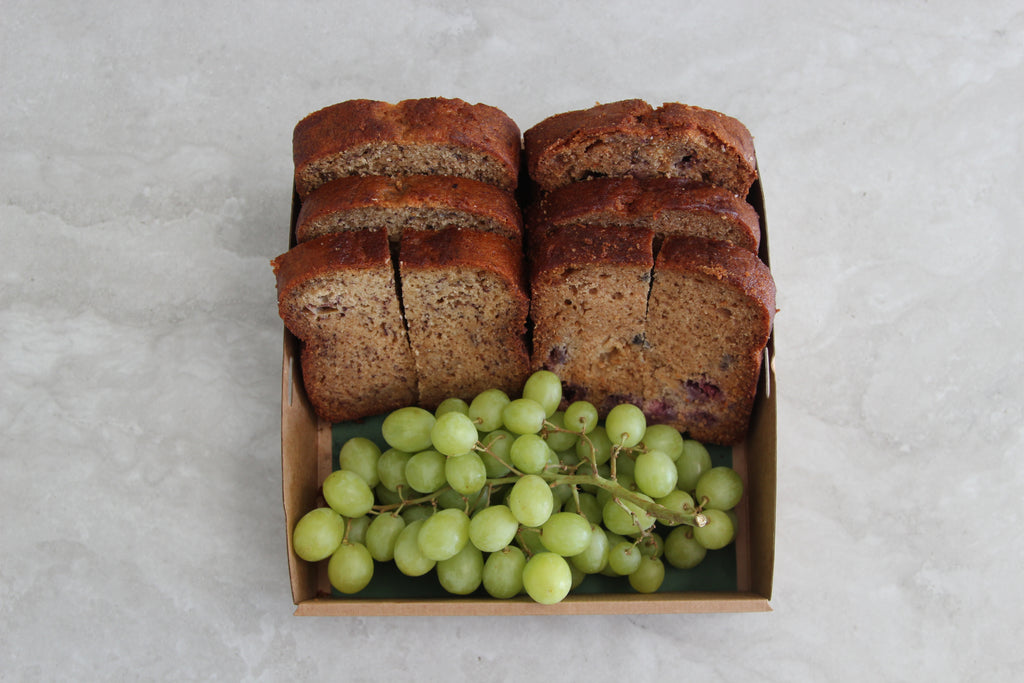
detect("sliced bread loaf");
top-left (295, 174), bottom-right (523, 244)
top-left (272, 229), bottom-right (417, 422)
top-left (293, 97), bottom-right (522, 197)
top-left (528, 176), bottom-right (760, 254)
top-left (644, 235), bottom-right (776, 445)
top-left (524, 99), bottom-right (757, 196)
top-left (398, 226), bottom-right (531, 409)
top-left (529, 224), bottom-right (655, 415)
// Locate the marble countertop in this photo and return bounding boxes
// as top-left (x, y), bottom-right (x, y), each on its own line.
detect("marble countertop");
top-left (4, 1), bottom-right (1022, 679)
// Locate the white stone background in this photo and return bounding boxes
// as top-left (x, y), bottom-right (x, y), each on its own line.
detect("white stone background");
top-left (3, 1), bottom-right (1022, 680)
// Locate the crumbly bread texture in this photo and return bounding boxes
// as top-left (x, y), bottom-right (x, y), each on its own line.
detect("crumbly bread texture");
top-left (295, 174), bottom-right (523, 244)
top-left (529, 224), bottom-right (655, 415)
top-left (399, 227), bottom-right (531, 409)
top-left (528, 176), bottom-right (760, 254)
top-left (293, 98), bottom-right (522, 197)
top-left (644, 236), bottom-right (776, 445)
top-left (524, 99), bottom-right (757, 196)
top-left (272, 230), bottom-right (417, 422)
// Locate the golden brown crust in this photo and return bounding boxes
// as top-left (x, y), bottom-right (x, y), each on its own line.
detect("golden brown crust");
top-left (528, 223), bottom-right (655, 285)
top-left (272, 230), bottom-right (389, 304)
top-left (293, 98), bottom-right (522, 196)
top-left (528, 177), bottom-right (760, 253)
top-left (523, 99), bottom-right (757, 195)
top-left (295, 174), bottom-right (523, 244)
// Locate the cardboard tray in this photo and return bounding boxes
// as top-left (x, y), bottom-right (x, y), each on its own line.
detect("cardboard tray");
top-left (279, 179), bottom-right (776, 616)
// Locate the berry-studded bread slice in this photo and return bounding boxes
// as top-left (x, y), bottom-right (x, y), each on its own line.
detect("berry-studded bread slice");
top-left (272, 230), bottom-right (417, 422)
top-left (295, 174), bottom-right (523, 245)
top-left (529, 224), bottom-right (655, 415)
top-left (644, 236), bottom-right (776, 445)
top-left (293, 98), bottom-right (522, 197)
top-left (524, 99), bottom-right (757, 196)
top-left (528, 176), bottom-right (760, 254)
top-left (398, 227), bottom-right (531, 409)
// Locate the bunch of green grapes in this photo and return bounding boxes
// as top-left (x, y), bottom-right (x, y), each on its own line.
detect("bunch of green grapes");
top-left (290, 370), bottom-right (745, 604)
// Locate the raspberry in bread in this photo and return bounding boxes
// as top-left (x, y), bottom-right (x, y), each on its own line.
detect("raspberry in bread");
top-left (523, 99), bottom-right (757, 196)
top-left (529, 224), bottom-right (655, 415)
top-left (272, 230), bottom-right (417, 422)
top-left (293, 98), bottom-right (521, 197)
top-left (295, 174), bottom-right (523, 245)
top-left (528, 176), bottom-right (760, 254)
top-left (643, 235), bottom-right (776, 445)
top-left (398, 226), bottom-right (531, 409)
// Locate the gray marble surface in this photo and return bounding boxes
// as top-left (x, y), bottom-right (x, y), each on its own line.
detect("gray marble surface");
top-left (3, 1), bottom-right (1022, 680)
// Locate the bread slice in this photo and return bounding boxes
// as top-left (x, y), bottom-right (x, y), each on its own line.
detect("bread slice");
top-left (272, 230), bottom-right (417, 422)
top-left (528, 176), bottom-right (760, 254)
top-left (524, 99), bottom-right (757, 196)
top-left (529, 224), bottom-right (655, 414)
top-left (293, 98), bottom-right (522, 197)
top-left (644, 236), bottom-right (776, 445)
top-left (398, 227), bottom-right (530, 408)
top-left (295, 174), bottom-right (523, 244)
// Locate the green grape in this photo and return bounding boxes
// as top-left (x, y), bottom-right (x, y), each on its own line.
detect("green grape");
top-left (510, 433), bottom-right (552, 475)
top-left (522, 369), bottom-right (562, 417)
top-left (542, 411), bottom-right (579, 452)
top-left (640, 424), bottom-right (685, 462)
top-left (565, 491), bottom-right (603, 526)
top-left (654, 489), bottom-right (697, 526)
top-left (417, 508), bottom-right (471, 561)
top-left (478, 429), bottom-right (513, 477)
top-left (607, 540), bottom-right (643, 575)
top-left (437, 543), bottom-right (484, 596)
top-left (435, 397), bottom-right (470, 417)
top-left (381, 406), bottom-right (436, 453)
top-left (539, 512), bottom-right (593, 557)
top-left (375, 483), bottom-right (403, 507)
top-left (563, 400), bottom-right (599, 435)
top-left (508, 474), bottom-right (554, 527)
top-left (346, 514), bottom-right (370, 545)
top-left (569, 563), bottom-right (587, 590)
top-left (695, 466), bottom-right (744, 511)
top-left (637, 531), bottom-right (663, 558)
top-left (663, 525), bottom-right (707, 569)
top-left (628, 555), bottom-right (665, 594)
top-left (605, 403), bottom-right (646, 448)
top-left (401, 505), bottom-right (433, 524)
top-left (515, 525), bottom-right (546, 556)
top-left (393, 519), bottom-right (435, 576)
top-left (483, 546), bottom-right (526, 599)
top-left (576, 425), bottom-right (612, 467)
top-left (502, 398), bottom-right (547, 435)
top-left (633, 449), bottom-right (679, 499)
top-left (327, 542), bottom-right (374, 594)
top-left (337, 437), bottom-right (381, 487)
top-left (522, 552), bottom-right (573, 604)
top-left (615, 452), bottom-right (636, 479)
top-left (602, 495), bottom-right (656, 536)
top-left (377, 448), bottom-right (412, 492)
top-left (692, 508), bottom-right (735, 550)
top-left (404, 449), bottom-right (447, 493)
top-left (469, 504), bottom-right (520, 553)
top-left (292, 507), bottom-right (346, 562)
top-left (468, 388), bottom-right (511, 432)
top-left (322, 469), bottom-right (375, 518)
top-left (430, 411), bottom-right (479, 457)
top-left (676, 439), bottom-right (712, 492)
top-left (445, 451), bottom-right (487, 496)
top-left (556, 447), bottom-right (581, 469)
top-left (569, 524), bottom-right (609, 574)
top-left (364, 513), bottom-right (406, 562)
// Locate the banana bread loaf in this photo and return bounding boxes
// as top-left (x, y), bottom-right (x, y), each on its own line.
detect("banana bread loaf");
top-left (529, 224), bottom-right (655, 415)
top-left (398, 226), bottom-right (531, 409)
top-left (295, 174), bottom-right (523, 244)
top-left (293, 98), bottom-right (522, 197)
top-left (523, 99), bottom-right (757, 196)
top-left (644, 235), bottom-right (776, 445)
top-left (528, 176), bottom-right (760, 254)
top-left (272, 229), bottom-right (417, 422)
